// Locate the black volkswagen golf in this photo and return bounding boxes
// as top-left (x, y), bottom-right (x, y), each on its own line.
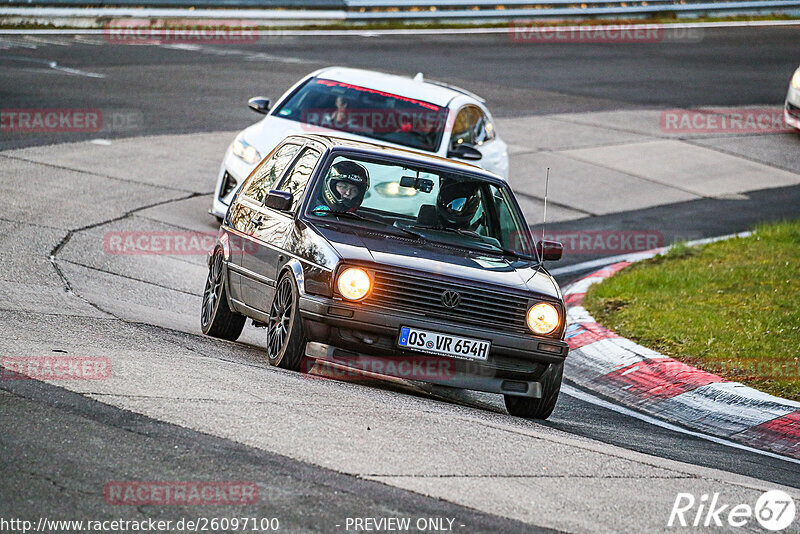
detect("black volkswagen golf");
top-left (201, 134), bottom-right (568, 419)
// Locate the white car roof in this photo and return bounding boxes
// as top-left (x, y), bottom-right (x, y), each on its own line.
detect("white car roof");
top-left (313, 67), bottom-right (473, 108)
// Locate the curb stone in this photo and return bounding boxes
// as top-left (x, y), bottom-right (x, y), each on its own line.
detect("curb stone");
top-left (561, 233), bottom-right (800, 460)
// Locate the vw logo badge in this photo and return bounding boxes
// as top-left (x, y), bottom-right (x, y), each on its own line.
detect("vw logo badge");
top-left (441, 290), bottom-right (461, 309)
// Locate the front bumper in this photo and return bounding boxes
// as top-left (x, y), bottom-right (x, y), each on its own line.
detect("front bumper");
top-left (298, 294), bottom-right (568, 398)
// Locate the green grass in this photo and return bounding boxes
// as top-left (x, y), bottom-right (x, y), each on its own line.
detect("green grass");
top-left (583, 220), bottom-right (800, 401)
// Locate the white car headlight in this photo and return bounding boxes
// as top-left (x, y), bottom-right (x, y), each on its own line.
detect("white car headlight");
top-left (527, 302), bottom-right (560, 335)
top-left (337, 267), bottom-right (372, 301)
top-left (232, 135), bottom-right (262, 165)
top-left (792, 68), bottom-right (800, 90)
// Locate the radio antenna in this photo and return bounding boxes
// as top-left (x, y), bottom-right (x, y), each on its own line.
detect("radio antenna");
top-left (529, 167), bottom-right (550, 279)
top-left (542, 167), bottom-right (549, 248)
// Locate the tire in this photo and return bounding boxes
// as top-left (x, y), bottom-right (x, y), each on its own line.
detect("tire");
top-left (201, 248), bottom-right (246, 341)
top-left (504, 362), bottom-right (563, 420)
top-left (266, 272), bottom-right (307, 371)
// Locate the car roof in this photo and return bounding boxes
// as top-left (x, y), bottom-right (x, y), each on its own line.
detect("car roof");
top-left (313, 67), bottom-right (478, 108)
top-left (294, 134), bottom-right (502, 181)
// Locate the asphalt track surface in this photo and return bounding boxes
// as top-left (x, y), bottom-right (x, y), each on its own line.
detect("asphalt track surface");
top-left (1, 26), bottom-right (799, 533)
top-left (1, 26), bottom-right (799, 150)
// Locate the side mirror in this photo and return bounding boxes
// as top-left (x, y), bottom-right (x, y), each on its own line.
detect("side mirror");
top-left (265, 190), bottom-right (293, 211)
top-left (447, 144), bottom-right (482, 161)
top-left (248, 97), bottom-right (271, 115)
top-left (537, 240), bottom-right (563, 261)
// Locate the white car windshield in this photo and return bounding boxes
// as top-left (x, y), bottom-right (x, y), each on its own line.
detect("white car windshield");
top-left (306, 153), bottom-right (537, 259)
top-left (273, 78), bottom-right (449, 153)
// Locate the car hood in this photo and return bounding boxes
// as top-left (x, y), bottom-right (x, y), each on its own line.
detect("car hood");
top-left (312, 223), bottom-right (560, 299)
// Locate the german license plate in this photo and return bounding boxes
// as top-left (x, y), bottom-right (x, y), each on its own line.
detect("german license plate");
top-left (397, 326), bottom-right (490, 361)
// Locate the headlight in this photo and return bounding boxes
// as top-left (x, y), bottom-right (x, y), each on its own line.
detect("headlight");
top-left (231, 135), bottom-right (262, 165)
top-left (792, 69), bottom-right (800, 90)
top-left (527, 302), bottom-right (560, 335)
top-left (337, 267), bottom-right (371, 301)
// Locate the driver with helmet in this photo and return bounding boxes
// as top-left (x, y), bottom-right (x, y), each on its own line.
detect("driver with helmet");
top-left (314, 160), bottom-right (370, 213)
top-left (435, 178), bottom-right (482, 230)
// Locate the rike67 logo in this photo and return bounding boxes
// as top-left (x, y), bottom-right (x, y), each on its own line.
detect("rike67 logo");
top-left (668, 490), bottom-right (796, 531)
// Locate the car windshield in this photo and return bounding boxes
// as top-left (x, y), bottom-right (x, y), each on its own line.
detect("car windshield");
top-left (305, 153), bottom-right (538, 259)
top-left (272, 78), bottom-right (448, 153)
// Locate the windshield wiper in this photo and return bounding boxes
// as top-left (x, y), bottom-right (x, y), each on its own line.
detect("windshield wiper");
top-left (310, 208), bottom-right (371, 221)
top-left (310, 209), bottom-right (422, 239)
top-left (412, 224), bottom-right (531, 259)
top-left (414, 225), bottom-right (480, 238)
top-left (390, 226), bottom-right (424, 239)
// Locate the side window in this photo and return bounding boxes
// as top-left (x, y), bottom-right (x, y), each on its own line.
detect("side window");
top-left (450, 107), bottom-right (475, 149)
top-left (241, 143), bottom-right (301, 204)
top-left (471, 188), bottom-right (489, 236)
top-left (277, 148), bottom-right (322, 211)
top-left (473, 109), bottom-right (496, 145)
top-left (450, 106), bottom-right (494, 150)
top-left (494, 189), bottom-right (532, 252)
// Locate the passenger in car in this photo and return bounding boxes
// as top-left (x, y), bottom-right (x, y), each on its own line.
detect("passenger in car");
top-left (435, 179), bottom-right (482, 230)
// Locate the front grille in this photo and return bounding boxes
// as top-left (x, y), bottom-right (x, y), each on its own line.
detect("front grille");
top-left (368, 269), bottom-right (530, 333)
top-left (219, 171), bottom-right (238, 199)
top-left (787, 102), bottom-right (800, 120)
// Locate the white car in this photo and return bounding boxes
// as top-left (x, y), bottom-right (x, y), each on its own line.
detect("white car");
top-left (785, 65), bottom-right (800, 131)
top-left (211, 67), bottom-right (509, 220)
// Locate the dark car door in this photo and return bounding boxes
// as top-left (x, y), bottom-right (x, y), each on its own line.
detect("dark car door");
top-left (228, 142), bottom-right (302, 306)
top-left (239, 145), bottom-right (323, 313)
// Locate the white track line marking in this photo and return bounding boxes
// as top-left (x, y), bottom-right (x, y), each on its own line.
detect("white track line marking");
top-left (160, 43), bottom-right (311, 64)
top-left (24, 35), bottom-right (71, 46)
top-left (561, 384), bottom-right (800, 465)
top-left (50, 63), bottom-right (105, 78)
top-left (0, 38), bottom-right (37, 49)
top-left (1, 55), bottom-right (105, 78)
top-left (0, 20), bottom-right (798, 36)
